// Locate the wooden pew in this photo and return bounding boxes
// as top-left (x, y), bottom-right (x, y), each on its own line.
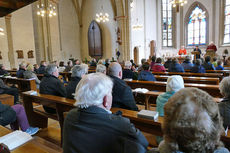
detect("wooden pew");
top-left (155, 75), bottom-right (219, 85)
top-left (152, 72), bottom-right (223, 80)
top-left (0, 94), bottom-right (14, 106)
top-left (184, 69), bottom-right (230, 77)
top-left (126, 80), bottom-right (222, 97)
top-left (22, 91), bottom-right (230, 148)
top-left (111, 108), bottom-right (230, 148)
top-left (0, 76), bottom-right (37, 92)
top-left (0, 125), bottom-right (63, 153)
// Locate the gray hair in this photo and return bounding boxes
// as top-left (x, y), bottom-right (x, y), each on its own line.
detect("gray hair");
top-left (161, 88), bottom-right (224, 152)
top-left (45, 64), bottom-right (58, 75)
top-left (108, 62), bottom-right (122, 77)
top-left (96, 64), bottom-right (106, 73)
top-left (219, 77), bottom-right (230, 98)
top-left (74, 73), bottom-right (113, 108)
top-left (20, 61), bottom-right (27, 68)
top-left (124, 61), bottom-right (132, 69)
top-left (71, 64), bottom-right (88, 77)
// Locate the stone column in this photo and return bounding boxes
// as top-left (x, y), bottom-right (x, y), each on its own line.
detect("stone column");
top-left (5, 15), bottom-right (16, 68)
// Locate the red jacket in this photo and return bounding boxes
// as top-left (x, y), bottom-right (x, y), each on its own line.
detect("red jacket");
top-left (152, 63), bottom-right (166, 72)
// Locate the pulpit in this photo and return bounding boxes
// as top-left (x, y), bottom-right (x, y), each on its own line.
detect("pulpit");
top-left (191, 51), bottom-right (200, 61)
top-left (205, 49), bottom-right (216, 62)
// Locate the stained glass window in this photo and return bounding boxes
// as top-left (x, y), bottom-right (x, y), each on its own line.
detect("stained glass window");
top-left (162, 0), bottom-right (173, 47)
top-left (187, 6), bottom-right (206, 46)
top-left (224, 0), bottom-right (230, 44)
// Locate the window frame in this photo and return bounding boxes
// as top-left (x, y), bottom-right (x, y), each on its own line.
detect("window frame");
top-left (185, 2), bottom-right (209, 48)
top-left (161, 0), bottom-right (176, 48)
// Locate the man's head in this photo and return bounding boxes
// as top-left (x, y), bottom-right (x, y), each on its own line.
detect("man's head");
top-left (141, 58), bottom-right (146, 64)
top-left (124, 61), bottom-right (132, 69)
top-left (40, 61), bottom-right (47, 66)
top-left (219, 76), bottom-right (230, 98)
top-left (0, 64), bottom-right (5, 70)
top-left (161, 88), bottom-right (224, 152)
top-left (205, 56), bottom-right (211, 63)
top-left (74, 73), bottom-right (113, 111)
top-left (108, 62), bottom-right (122, 79)
top-left (142, 62), bottom-right (150, 71)
top-left (96, 64), bottom-right (106, 74)
top-left (195, 59), bottom-right (202, 65)
top-left (67, 60), bottom-right (73, 66)
top-left (156, 58), bottom-right (162, 64)
top-left (75, 59), bottom-right (80, 65)
top-left (46, 64), bottom-right (59, 77)
top-left (19, 61), bottom-right (27, 70)
top-left (71, 64), bottom-right (88, 78)
top-left (185, 56), bottom-right (191, 62)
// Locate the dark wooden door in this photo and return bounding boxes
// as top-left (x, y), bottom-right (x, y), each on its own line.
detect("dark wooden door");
top-left (88, 21), bottom-right (102, 59)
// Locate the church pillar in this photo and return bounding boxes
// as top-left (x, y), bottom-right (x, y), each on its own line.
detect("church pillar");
top-left (5, 15), bottom-right (16, 68)
top-left (116, 0), bottom-right (130, 62)
top-left (32, 0), bottom-right (61, 63)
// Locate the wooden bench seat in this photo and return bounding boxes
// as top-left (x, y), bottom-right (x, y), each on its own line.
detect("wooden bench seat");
top-left (126, 80), bottom-right (222, 97)
top-left (0, 94), bottom-right (14, 106)
top-left (155, 75), bottom-right (219, 85)
top-left (152, 71), bottom-right (223, 80)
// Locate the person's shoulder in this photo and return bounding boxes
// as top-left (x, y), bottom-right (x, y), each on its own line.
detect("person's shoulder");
top-left (214, 147), bottom-right (230, 153)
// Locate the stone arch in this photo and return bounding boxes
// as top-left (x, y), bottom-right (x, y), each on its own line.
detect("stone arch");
top-left (184, 1), bottom-right (209, 47)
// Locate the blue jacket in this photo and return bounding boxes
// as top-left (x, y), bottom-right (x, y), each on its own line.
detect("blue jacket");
top-left (138, 71), bottom-right (156, 81)
top-left (202, 62), bottom-right (216, 70)
top-left (16, 68), bottom-right (25, 78)
top-left (168, 63), bottom-right (185, 72)
top-left (156, 91), bottom-right (175, 117)
top-left (181, 61), bottom-right (193, 70)
top-left (216, 65), bottom-right (224, 70)
top-left (191, 65), bottom-right (206, 73)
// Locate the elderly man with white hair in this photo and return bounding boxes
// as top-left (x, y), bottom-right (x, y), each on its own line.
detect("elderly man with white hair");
top-left (122, 61), bottom-right (134, 79)
top-left (16, 61), bottom-right (27, 78)
top-left (96, 64), bottom-right (106, 74)
top-left (66, 64), bottom-right (88, 99)
top-left (108, 62), bottom-right (138, 111)
top-left (63, 73), bottom-right (148, 153)
top-left (219, 76), bottom-right (230, 130)
top-left (40, 64), bottom-right (66, 113)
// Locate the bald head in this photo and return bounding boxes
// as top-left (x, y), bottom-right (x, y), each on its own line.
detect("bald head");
top-left (108, 62), bottom-right (122, 79)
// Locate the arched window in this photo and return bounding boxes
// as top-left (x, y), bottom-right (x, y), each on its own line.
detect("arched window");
top-left (162, 0), bottom-right (173, 47)
top-left (224, 0), bottom-right (230, 44)
top-left (187, 6), bottom-right (207, 46)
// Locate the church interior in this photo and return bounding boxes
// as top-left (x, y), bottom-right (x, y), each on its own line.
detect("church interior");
top-left (1, 0), bottom-right (230, 152)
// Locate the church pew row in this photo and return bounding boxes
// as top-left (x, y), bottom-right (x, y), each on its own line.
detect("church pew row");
top-left (21, 91), bottom-right (230, 148)
top-left (37, 72), bottom-right (220, 86)
top-left (126, 80), bottom-right (222, 97)
top-left (111, 107), bottom-right (230, 148)
top-left (154, 75), bottom-right (219, 85)
top-left (152, 72), bottom-right (223, 80)
top-left (0, 76), bottom-right (37, 92)
top-left (183, 69), bottom-right (230, 77)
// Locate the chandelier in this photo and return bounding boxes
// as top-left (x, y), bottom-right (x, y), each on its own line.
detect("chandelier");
top-left (0, 28), bottom-right (4, 36)
top-left (95, 6), bottom-right (109, 23)
top-left (37, 1), bottom-right (57, 17)
top-left (170, 0), bottom-right (187, 7)
top-left (132, 19), bottom-right (143, 30)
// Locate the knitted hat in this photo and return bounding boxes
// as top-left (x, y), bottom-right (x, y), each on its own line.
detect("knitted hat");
top-left (166, 75), bottom-right (184, 92)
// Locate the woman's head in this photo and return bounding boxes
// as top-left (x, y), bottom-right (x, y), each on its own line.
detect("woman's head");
top-left (162, 88), bottom-right (224, 153)
top-left (166, 75), bottom-right (184, 92)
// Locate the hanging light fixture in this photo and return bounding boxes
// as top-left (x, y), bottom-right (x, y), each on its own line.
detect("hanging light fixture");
top-left (95, 6), bottom-right (109, 23)
top-left (0, 28), bottom-right (4, 36)
top-left (170, 0), bottom-right (187, 7)
top-left (132, 19), bottom-right (143, 30)
top-left (37, 0), bottom-right (57, 17)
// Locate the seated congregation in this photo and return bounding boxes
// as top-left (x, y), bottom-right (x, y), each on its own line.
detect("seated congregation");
top-left (0, 56), bottom-right (230, 153)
